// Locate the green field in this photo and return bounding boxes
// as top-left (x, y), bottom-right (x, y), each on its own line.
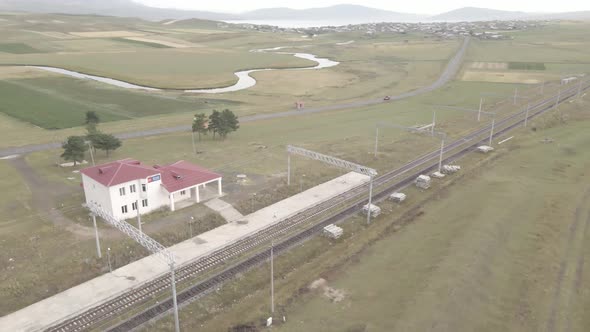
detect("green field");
top-left (272, 118), bottom-right (590, 332)
top-left (110, 37), bottom-right (173, 48)
top-left (0, 12), bottom-right (589, 329)
top-left (0, 76), bottom-right (238, 129)
top-left (0, 42), bottom-right (41, 54)
top-left (509, 61), bottom-right (546, 70)
top-left (146, 99), bottom-right (590, 332)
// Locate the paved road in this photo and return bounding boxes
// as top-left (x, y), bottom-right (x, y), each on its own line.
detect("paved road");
top-left (0, 37), bottom-right (470, 158)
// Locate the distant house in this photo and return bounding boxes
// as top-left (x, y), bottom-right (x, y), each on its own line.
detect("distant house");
top-left (80, 159), bottom-right (222, 220)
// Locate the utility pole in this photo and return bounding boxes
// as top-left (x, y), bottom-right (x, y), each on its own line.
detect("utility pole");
top-left (91, 214), bottom-right (101, 258)
top-left (189, 216), bottom-right (194, 238)
top-left (87, 141), bottom-right (95, 166)
top-left (513, 87), bottom-right (518, 105)
top-left (170, 263), bottom-right (180, 332)
top-left (107, 247), bottom-right (112, 273)
top-left (366, 175), bottom-right (374, 225)
top-left (524, 103), bottom-right (531, 128)
top-left (431, 111), bottom-right (437, 136)
top-left (478, 97), bottom-right (483, 122)
top-left (577, 79), bottom-right (584, 99)
top-left (438, 137), bottom-right (445, 173)
top-left (270, 242), bottom-right (275, 314)
top-left (136, 200), bottom-right (142, 234)
top-left (87, 203), bottom-right (180, 332)
top-left (554, 89), bottom-right (561, 109)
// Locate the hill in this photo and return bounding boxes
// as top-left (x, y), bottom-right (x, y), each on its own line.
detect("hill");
top-left (429, 7), bottom-right (528, 22)
top-left (0, 0), bottom-right (230, 20)
top-left (241, 4), bottom-right (423, 23)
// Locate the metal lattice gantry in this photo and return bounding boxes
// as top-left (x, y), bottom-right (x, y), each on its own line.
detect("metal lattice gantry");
top-left (88, 203), bottom-right (174, 264)
top-left (86, 203), bottom-right (181, 332)
top-left (286, 145), bottom-right (377, 224)
top-left (287, 145), bottom-right (377, 179)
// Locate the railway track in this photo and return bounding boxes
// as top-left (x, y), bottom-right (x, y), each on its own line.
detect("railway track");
top-left (46, 80), bottom-right (588, 332)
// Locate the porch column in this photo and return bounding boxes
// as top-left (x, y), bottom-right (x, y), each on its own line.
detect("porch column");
top-left (196, 185), bottom-right (200, 203)
top-left (218, 178), bottom-right (222, 196)
top-left (170, 193), bottom-right (175, 211)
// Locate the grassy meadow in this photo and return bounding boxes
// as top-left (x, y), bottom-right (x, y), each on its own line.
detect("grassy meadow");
top-left (0, 12), bottom-right (589, 330)
top-left (148, 96), bottom-right (590, 332)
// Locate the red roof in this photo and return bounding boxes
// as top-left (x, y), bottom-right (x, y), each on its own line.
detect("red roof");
top-left (81, 159), bottom-right (221, 192)
top-left (80, 158), bottom-right (159, 187)
top-left (159, 160), bottom-right (221, 193)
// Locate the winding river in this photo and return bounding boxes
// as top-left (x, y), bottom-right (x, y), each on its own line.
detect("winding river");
top-left (28, 47), bottom-right (339, 94)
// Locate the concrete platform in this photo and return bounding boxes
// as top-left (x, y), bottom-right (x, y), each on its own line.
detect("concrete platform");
top-left (204, 198), bottom-right (243, 223)
top-left (0, 172), bottom-right (369, 332)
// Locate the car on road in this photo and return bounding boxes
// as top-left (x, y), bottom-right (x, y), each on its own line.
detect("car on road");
top-left (383, 96), bottom-right (391, 101)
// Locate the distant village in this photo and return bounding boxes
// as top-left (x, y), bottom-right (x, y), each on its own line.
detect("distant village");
top-left (226, 20), bottom-right (545, 40)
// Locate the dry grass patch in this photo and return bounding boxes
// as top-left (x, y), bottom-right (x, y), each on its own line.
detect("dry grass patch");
top-left (123, 37), bottom-right (195, 48)
top-left (68, 30), bottom-right (145, 38)
top-left (469, 61), bottom-right (508, 70)
top-left (0, 66), bottom-right (56, 79)
top-left (461, 70), bottom-right (556, 84)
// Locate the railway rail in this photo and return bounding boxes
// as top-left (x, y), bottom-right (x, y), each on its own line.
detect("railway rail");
top-left (47, 80), bottom-right (589, 332)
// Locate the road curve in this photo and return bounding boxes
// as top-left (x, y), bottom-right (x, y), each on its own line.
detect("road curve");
top-left (0, 37), bottom-right (470, 158)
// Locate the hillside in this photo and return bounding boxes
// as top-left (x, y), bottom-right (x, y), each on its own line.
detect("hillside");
top-left (241, 4), bottom-right (423, 22)
top-left (0, 0), bottom-right (230, 20)
top-left (429, 7), bottom-right (528, 22)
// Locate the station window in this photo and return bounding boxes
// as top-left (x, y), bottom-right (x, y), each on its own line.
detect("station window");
top-left (132, 202), bottom-right (137, 211)
top-left (142, 199), bottom-right (148, 207)
top-left (130, 184), bottom-right (136, 193)
top-left (180, 190), bottom-right (186, 196)
top-left (142, 184), bottom-right (146, 192)
top-left (119, 187), bottom-right (126, 196)
top-left (121, 205), bottom-right (128, 214)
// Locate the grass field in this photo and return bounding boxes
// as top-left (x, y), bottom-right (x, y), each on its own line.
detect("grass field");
top-left (111, 37), bottom-right (172, 48)
top-left (0, 13), bottom-right (589, 325)
top-left (0, 79), bottom-right (540, 315)
top-left (0, 76), bottom-right (238, 129)
top-left (147, 97), bottom-right (590, 332)
top-left (463, 22), bottom-right (590, 83)
top-left (272, 119), bottom-right (590, 332)
top-left (0, 42), bottom-right (41, 54)
top-left (508, 61), bottom-right (546, 70)
top-left (0, 50), bottom-right (315, 89)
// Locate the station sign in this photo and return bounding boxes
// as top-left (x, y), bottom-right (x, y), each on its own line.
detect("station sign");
top-left (147, 174), bottom-right (161, 183)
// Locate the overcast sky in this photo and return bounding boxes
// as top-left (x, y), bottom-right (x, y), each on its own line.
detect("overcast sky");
top-left (134, 0), bottom-right (589, 15)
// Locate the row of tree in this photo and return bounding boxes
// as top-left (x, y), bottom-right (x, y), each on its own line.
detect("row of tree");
top-left (61, 112), bottom-right (122, 165)
top-left (192, 109), bottom-right (239, 140)
top-left (62, 108), bottom-right (240, 165)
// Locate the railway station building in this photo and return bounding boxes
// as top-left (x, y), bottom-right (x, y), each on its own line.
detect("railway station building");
top-left (80, 158), bottom-right (222, 220)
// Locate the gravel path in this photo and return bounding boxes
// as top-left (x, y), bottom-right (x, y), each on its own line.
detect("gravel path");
top-left (0, 37), bottom-right (470, 158)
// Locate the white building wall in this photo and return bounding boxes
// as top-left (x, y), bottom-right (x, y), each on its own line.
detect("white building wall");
top-left (82, 174), bottom-right (112, 214)
top-left (108, 177), bottom-right (168, 220)
top-left (172, 189), bottom-right (192, 204)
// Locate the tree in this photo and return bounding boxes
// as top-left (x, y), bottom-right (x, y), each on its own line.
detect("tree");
top-left (218, 109), bottom-right (240, 139)
top-left (92, 133), bottom-right (122, 157)
top-left (192, 113), bottom-right (208, 141)
top-left (85, 111), bottom-right (100, 132)
top-left (61, 136), bottom-right (88, 166)
top-left (208, 110), bottom-right (222, 139)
